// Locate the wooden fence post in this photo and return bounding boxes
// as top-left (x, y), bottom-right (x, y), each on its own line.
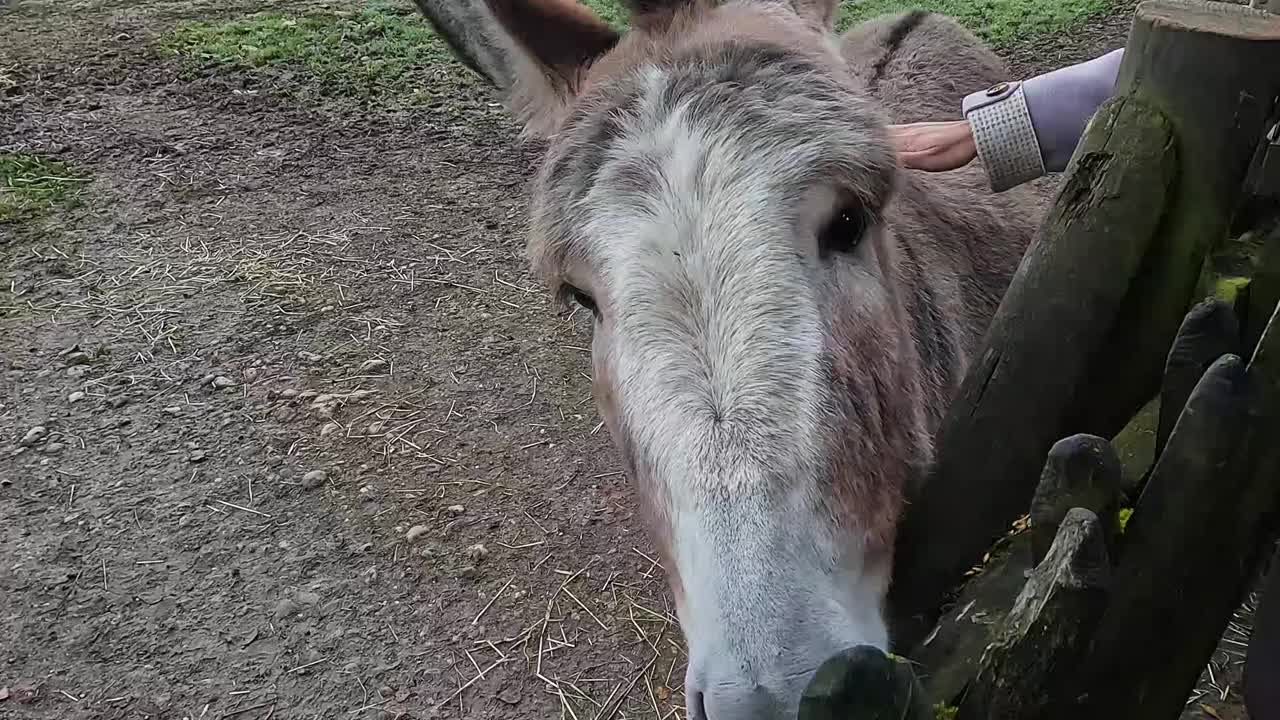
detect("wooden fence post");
top-left (888, 1), bottom-right (1280, 648)
top-left (1246, 542), bottom-right (1280, 716)
top-left (1076, 301), bottom-right (1280, 719)
top-left (1151, 297), bottom-right (1240, 469)
top-left (1066, 1), bottom-right (1280, 436)
top-left (1028, 435), bottom-right (1123, 566)
top-left (798, 646), bottom-right (932, 720)
top-left (956, 509), bottom-right (1111, 720)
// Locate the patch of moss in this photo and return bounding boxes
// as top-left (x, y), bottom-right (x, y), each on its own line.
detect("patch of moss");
top-left (1117, 507), bottom-right (1134, 533)
top-left (1212, 275), bottom-right (1251, 306)
top-left (0, 154), bottom-right (87, 223)
top-left (934, 702), bottom-right (960, 720)
top-left (1111, 397), bottom-right (1159, 491)
top-left (165, 1), bottom-right (474, 104)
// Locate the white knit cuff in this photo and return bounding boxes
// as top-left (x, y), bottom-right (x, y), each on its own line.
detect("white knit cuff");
top-left (962, 81), bottom-right (1046, 193)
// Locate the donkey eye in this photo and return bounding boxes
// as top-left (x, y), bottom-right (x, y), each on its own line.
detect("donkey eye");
top-left (818, 207), bottom-right (868, 256)
top-left (567, 286), bottom-right (599, 316)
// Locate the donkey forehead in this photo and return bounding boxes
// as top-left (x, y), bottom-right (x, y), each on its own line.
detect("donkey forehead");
top-left (521, 45), bottom-right (904, 496)
top-left (529, 40), bottom-right (895, 281)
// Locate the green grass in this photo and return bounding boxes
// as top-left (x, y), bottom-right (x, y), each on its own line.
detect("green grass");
top-left (166, 1), bottom-right (470, 104)
top-left (164, 0), bottom-right (1108, 104)
top-left (0, 154), bottom-right (86, 223)
top-left (836, 0), bottom-right (1110, 45)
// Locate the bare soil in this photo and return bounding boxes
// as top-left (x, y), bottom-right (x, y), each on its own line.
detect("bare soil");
top-left (0, 1), bottom-right (1256, 719)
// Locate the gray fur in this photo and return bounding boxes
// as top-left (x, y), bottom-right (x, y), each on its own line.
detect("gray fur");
top-left (410, 1), bottom-right (1053, 716)
top-left (409, 0), bottom-right (514, 87)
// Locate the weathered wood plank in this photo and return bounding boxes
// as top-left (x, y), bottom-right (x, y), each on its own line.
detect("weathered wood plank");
top-left (1065, 0), bottom-right (1280, 437)
top-left (957, 508), bottom-right (1110, 720)
top-left (889, 0), bottom-right (1280, 650)
top-left (1152, 297), bottom-right (1240, 467)
top-left (1029, 434), bottom-right (1123, 566)
top-left (1245, 543), bottom-right (1280, 718)
top-left (887, 93), bottom-right (1177, 648)
top-left (1245, 224), bottom-right (1280, 355)
top-left (1076, 321), bottom-right (1280, 718)
top-left (909, 533), bottom-right (1033, 706)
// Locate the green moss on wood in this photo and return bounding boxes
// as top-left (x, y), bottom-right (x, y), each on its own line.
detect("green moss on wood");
top-left (1118, 507), bottom-right (1134, 533)
top-left (1212, 276), bottom-right (1251, 305)
top-left (1110, 397), bottom-right (1160, 494)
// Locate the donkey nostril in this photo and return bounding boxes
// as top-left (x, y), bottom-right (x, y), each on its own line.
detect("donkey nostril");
top-left (689, 690), bottom-right (709, 720)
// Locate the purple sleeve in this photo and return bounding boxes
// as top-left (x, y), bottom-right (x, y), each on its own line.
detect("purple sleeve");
top-left (1022, 48), bottom-right (1125, 173)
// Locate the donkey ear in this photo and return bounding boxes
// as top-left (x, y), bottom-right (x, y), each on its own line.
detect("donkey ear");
top-left (790, 0), bottom-right (839, 29)
top-left (412, 0), bottom-right (620, 135)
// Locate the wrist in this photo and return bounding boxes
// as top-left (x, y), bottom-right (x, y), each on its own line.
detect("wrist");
top-left (961, 81), bottom-right (1046, 192)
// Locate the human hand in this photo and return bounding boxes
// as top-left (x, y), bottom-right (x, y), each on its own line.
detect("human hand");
top-left (886, 120), bottom-right (977, 172)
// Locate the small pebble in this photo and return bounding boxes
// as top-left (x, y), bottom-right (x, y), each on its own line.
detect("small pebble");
top-left (212, 376), bottom-right (236, 389)
top-left (200, 373), bottom-right (217, 386)
top-left (465, 543), bottom-right (489, 563)
top-left (68, 391), bottom-right (86, 403)
top-left (359, 359), bottom-right (388, 374)
top-left (297, 390), bottom-right (318, 401)
top-left (447, 505), bottom-right (465, 515)
top-left (295, 590), bottom-right (320, 606)
top-left (64, 351), bottom-right (91, 366)
top-left (19, 426), bottom-right (47, 447)
top-left (297, 351), bottom-right (323, 362)
top-left (163, 406), bottom-right (182, 415)
top-left (66, 366), bottom-right (89, 378)
top-left (301, 470), bottom-right (327, 489)
top-left (280, 389), bottom-right (300, 400)
top-left (188, 449), bottom-right (207, 463)
top-left (406, 525), bottom-right (430, 543)
top-left (43, 443), bottom-right (65, 455)
top-left (312, 394), bottom-right (335, 406)
top-left (320, 423), bottom-right (341, 437)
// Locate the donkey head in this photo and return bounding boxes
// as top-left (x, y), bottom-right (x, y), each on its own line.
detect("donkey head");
top-left (422, 0), bottom-right (936, 715)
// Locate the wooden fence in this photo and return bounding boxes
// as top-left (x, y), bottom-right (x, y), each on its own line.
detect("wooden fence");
top-left (801, 1), bottom-right (1280, 717)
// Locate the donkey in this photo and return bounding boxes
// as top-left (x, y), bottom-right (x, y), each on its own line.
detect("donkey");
top-left (413, 0), bottom-right (1052, 715)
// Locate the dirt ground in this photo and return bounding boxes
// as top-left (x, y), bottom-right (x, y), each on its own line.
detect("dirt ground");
top-left (0, 0), bottom-right (1257, 719)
